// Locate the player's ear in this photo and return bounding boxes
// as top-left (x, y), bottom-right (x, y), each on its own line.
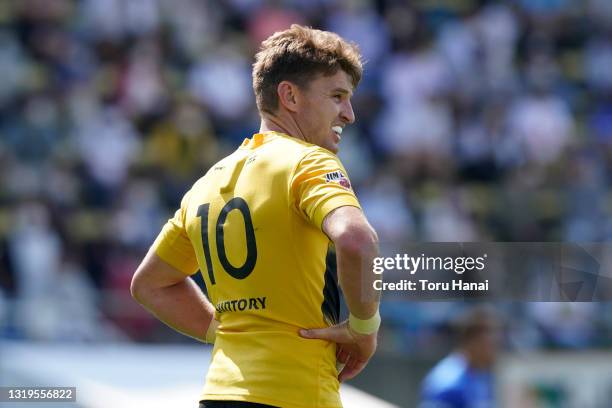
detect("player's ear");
top-left (277, 81), bottom-right (299, 113)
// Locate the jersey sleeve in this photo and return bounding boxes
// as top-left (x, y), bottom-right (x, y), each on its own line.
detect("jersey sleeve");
top-left (151, 189), bottom-right (199, 275)
top-left (290, 148), bottom-right (361, 229)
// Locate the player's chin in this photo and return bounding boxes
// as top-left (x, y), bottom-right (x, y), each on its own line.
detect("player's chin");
top-left (326, 140), bottom-right (340, 154)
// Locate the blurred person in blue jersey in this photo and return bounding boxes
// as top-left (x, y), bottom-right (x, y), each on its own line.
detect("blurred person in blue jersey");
top-left (419, 306), bottom-right (500, 408)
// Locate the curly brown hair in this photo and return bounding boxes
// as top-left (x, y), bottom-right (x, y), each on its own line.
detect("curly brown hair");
top-left (252, 24), bottom-right (363, 115)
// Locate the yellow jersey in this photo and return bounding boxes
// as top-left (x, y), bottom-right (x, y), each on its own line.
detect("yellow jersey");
top-left (152, 131), bottom-right (361, 407)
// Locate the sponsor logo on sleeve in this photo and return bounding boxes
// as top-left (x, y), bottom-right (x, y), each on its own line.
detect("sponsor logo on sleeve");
top-left (324, 170), bottom-right (352, 190)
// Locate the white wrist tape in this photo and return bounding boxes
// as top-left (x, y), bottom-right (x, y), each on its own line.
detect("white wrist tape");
top-left (348, 310), bottom-right (381, 335)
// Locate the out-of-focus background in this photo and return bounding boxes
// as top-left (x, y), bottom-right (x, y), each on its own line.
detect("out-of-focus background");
top-left (0, 0), bottom-right (611, 407)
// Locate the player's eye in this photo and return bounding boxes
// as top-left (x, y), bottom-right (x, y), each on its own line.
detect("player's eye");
top-left (332, 94), bottom-right (342, 102)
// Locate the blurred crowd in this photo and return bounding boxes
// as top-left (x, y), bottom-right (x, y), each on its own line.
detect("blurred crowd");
top-left (0, 0), bottom-right (611, 353)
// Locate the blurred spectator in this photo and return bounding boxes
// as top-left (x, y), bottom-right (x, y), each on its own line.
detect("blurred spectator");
top-left (81, 0), bottom-right (161, 40)
top-left (476, 3), bottom-right (520, 92)
top-left (359, 173), bottom-right (415, 251)
top-left (0, 32), bottom-right (29, 106)
top-left (420, 187), bottom-right (479, 242)
top-left (325, 0), bottom-right (391, 69)
top-left (9, 202), bottom-right (61, 303)
top-left (187, 44), bottom-right (253, 123)
top-left (506, 87), bottom-right (574, 166)
top-left (584, 32), bottom-right (612, 94)
top-left (111, 179), bottom-right (166, 248)
top-left (8, 201), bottom-right (62, 339)
top-left (248, 4), bottom-right (305, 46)
top-left (73, 105), bottom-right (140, 198)
top-left (120, 38), bottom-right (168, 117)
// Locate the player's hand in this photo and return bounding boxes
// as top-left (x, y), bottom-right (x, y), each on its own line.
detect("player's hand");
top-left (299, 320), bottom-right (377, 381)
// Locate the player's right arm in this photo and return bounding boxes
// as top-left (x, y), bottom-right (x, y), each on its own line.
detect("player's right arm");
top-left (300, 205), bottom-right (380, 381)
top-left (131, 188), bottom-right (219, 343)
top-left (131, 248), bottom-right (218, 343)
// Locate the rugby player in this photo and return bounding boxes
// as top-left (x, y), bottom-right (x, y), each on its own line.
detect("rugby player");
top-left (131, 24), bottom-right (380, 408)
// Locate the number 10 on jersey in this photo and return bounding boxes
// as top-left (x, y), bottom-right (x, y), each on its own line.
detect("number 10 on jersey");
top-left (197, 197), bottom-right (258, 285)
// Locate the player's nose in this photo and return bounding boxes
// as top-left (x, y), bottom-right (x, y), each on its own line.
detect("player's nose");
top-left (340, 99), bottom-right (355, 125)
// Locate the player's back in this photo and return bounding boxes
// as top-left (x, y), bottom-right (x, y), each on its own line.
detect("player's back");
top-left (181, 131), bottom-right (359, 407)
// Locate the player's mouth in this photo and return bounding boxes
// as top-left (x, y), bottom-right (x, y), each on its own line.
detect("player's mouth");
top-left (332, 126), bottom-right (343, 141)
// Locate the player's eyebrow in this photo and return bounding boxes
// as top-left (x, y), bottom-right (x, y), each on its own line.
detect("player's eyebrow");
top-left (330, 87), bottom-right (353, 97)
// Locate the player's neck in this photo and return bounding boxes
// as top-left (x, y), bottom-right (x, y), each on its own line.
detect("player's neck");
top-left (259, 113), bottom-right (305, 142)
